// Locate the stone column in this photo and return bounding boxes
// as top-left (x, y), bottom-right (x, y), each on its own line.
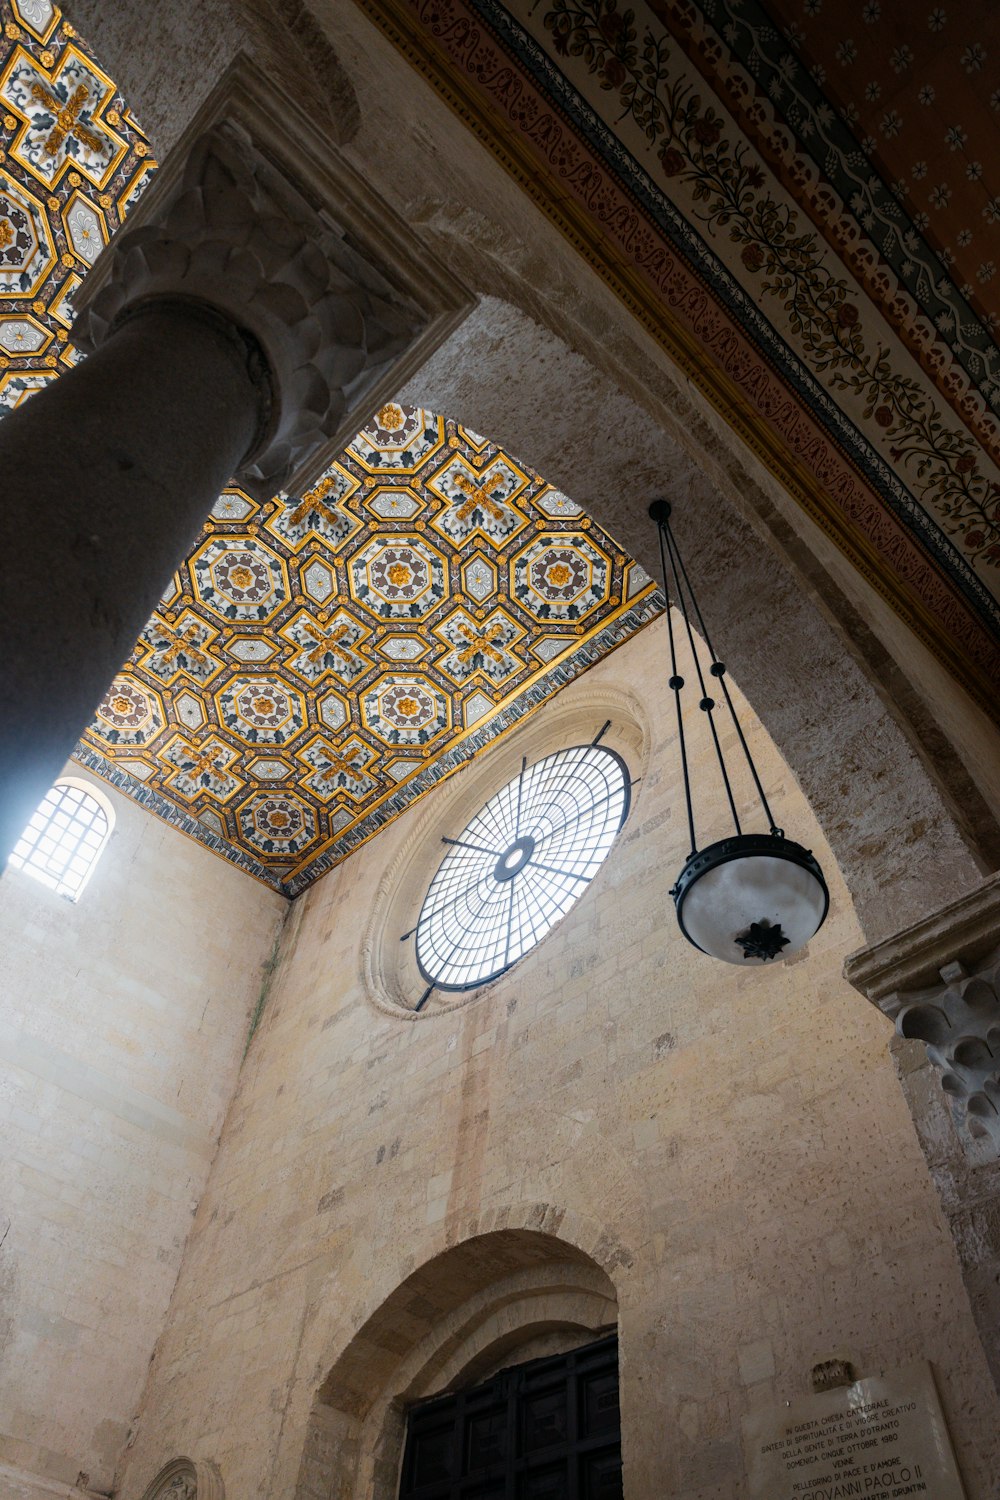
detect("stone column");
top-left (0, 95), bottom-right (458, 864)
top-left (845, 871), bottom-right (1000, 1387)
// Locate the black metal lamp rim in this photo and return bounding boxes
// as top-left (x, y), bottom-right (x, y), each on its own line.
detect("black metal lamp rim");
top-left (671, 831), bottom-right (830, 923)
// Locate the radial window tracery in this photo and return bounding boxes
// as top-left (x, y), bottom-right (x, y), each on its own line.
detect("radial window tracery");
top-left (415, 743), bottom-right (630, 992)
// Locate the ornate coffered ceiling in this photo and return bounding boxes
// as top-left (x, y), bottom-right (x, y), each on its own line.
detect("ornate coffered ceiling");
top-left (73, 408), bottom-right (658, 893)
top-left (358, 0), bottom-right (1000, 716)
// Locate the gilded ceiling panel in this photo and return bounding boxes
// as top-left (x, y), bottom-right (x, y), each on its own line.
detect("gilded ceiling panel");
top-left (74, 409), bottom-right (659, 893)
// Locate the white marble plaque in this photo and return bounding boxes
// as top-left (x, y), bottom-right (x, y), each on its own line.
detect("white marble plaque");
top-left (742, 1362), bottom-right (966, 1500)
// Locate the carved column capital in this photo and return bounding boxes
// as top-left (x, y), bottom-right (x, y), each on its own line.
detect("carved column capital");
top-left (845, 871), bottom-right (1000, 1152)
top-left (71, 54), bottom-right (472, 499)
top-left (73, 122), bottom-right (415, 495)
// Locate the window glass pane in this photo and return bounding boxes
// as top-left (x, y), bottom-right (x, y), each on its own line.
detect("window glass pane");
top-left (7, 781), bottom-right (112, 901)
top-left (415, 745), bottom-right (629, 992)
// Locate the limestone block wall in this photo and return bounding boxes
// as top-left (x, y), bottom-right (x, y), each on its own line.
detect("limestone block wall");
top-left (115, 624), bottom-right (1000, 1500)
top-left (0, 778), bottom-right (287, 1499)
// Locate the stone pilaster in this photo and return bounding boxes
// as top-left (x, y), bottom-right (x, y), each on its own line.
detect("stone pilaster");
top-left (845, 871), bottom-right (1000, 1151)
top-left (845, 871), bottom-right (1000, 1388)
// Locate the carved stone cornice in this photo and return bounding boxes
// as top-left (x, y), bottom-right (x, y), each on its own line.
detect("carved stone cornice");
top-left (72, 53), bottom-right (473, 499)
top-left (845, 872), bottom-right (1000, 1151)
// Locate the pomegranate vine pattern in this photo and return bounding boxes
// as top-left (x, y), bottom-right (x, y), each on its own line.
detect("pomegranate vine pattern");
top-left (542, 0), bottom-right (1000, 566)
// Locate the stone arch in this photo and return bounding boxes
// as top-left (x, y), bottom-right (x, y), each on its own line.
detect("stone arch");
top-left (400, 295), bottom-right (996, 941)
top-left (138, 1456), bottom-right (224, 1499)
top-left (293, 1219), bottom-right (624, 1500)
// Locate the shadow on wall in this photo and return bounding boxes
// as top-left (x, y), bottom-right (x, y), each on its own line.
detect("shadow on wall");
top-left (293, 1227), bottom-right (619, 1500)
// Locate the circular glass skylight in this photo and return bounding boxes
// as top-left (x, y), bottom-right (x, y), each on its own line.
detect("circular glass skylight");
top-left (415, 744), bottom-right (630, 992)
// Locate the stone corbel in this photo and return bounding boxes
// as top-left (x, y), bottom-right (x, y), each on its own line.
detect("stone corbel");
top-left (844, 871), bottom-right (1000, 1153)
top-left (72, 52), bottom-right (474, 499)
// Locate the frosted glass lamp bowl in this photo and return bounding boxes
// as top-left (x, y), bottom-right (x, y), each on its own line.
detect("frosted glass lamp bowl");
top-left (672, 833), bottom-right (829, 965)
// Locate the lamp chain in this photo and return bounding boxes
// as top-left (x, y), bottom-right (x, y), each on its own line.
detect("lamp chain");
top-left (652, 500), bottom-right (781, 845)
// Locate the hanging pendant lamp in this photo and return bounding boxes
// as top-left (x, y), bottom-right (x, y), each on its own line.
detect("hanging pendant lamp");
top-left (650, 499), bottom-right (829, 965)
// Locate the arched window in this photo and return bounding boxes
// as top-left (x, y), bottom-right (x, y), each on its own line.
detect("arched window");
top-left (8, 777), bottom-right (114, 901)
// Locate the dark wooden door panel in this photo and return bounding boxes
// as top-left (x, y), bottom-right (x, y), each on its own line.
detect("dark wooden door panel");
top-left (399, 1335), bottom-right (622, 1500)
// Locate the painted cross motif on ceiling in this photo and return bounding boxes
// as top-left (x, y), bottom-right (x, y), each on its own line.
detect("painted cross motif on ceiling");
top-left (0, 42), bottom-right (126, 187)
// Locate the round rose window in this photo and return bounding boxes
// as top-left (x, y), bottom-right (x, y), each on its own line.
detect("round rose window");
top-left (414, 744), bottom-right (630, 993)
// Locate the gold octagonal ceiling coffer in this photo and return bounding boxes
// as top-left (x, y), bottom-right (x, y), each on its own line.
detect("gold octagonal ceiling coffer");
top-left (348, 535), bottom-right (447, 622)
top-left (361, 673), bottom-right (452, 750)
top-left (511, 532), bottom-right (612, 625)
top-left (0, 169), bottom-right (55, 298)
top-left (91, 677), bottom-right (165, 748)
top-left (236, 790), bottom-right (317, 859)
top-left (215, 677), bottom-right (307, 748)
top-left (348, 404), bottom-right (446, 474)
top-left (190, 536), bottom-right (289, 625)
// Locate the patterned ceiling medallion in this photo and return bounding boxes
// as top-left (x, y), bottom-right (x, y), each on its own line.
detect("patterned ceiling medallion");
top-left (216, 678), bottom-right (307, 748)
top-left (428, 455), bottom-right (531, 548)
top-left (348, 404), bottom-right (446, 472)
top-left (362, 674), bottom-right (451, 748)
top-left (0, 169), bottom-right (53, 296)
top-left (237, 792), bottom-right (316, 858)
top-left (11, 1), bottom-right (58, 44)
top-left (461, 553), bottom-right (497, 603)
top-left (173, 690), bottom-right (205, 732)
top-left (535, 488), bottom-right (584, 520)
top-left (513, 535), bottom-right (611, 623)
top-left (0, 312), bottom-right (48, 351)
top-left (212, 490), bottom-right (256, 523)
top-left (365, 487), bottom-right (422, 521)
top-left (61, 187), bottom-right (104, 263)
top-left (247, 757), bottom-right (291, 781)
top-left (191, 536), bottom-right (288, 624)
top-left (533, 637), bottom-right (574, 664)
top-left (300, 557), bottom-right (335, 605)
top-left (317, 690), bottom-right (349, 733)
top-left (226, 637), bottom-right (278, 665)
top-left (381, 635), bottom-right (429, 662)
top-left (118, 758), bottom-right (153, 782)
top-left (91, 678), bottom-right (164, 747)
top-left (349, 535), bottom-right (447, 620)
top-left (463, 691), bottom-right (494, 727)
top-left (265, 466), bottom-right (360, 552)
top-left (385, 757), bottom-right (422, 783)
